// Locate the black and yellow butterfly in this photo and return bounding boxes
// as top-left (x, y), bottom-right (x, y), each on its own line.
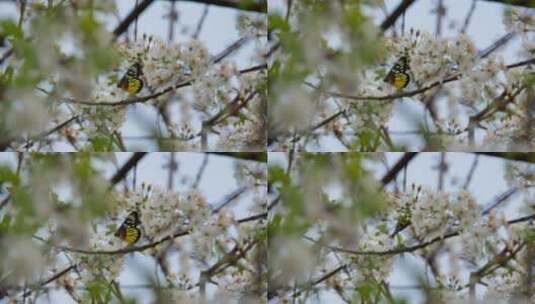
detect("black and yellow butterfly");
top-left (117, 63), bottom-right (144, 94)
top-left (114, 211), bottom-right (141, 245)
top-left (383, 56), bottom-right (410, 90)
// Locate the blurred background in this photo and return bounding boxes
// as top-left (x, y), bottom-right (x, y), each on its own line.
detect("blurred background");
top-left (0, 0), bottom-right (267, 151)
top-left (0, 152), bottom-right (267, 303)
top-left (268, 152), bottom-right (535, 303)
top-left (268, 0), bottom-right (535, 151)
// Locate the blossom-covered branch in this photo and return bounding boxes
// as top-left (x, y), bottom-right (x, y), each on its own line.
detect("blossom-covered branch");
top-left (306, 57), bottom-right (535, 103)
top-left (52, 64), bottom-right (266, 107)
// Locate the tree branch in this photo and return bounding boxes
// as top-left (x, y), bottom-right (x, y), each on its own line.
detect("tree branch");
top-left (51, 64), bottom-right (266, 107)
top-left (109, 152), bottom-right (148, 187)
top-left (475, 152), bottom-right (535, 164)
top-left (208, 152), bottom-right (267, 162)
top-left (34, 229), bottom-right (191, 255)
top-left (113, 0), bottom-right (155, 39)
top-left (380, 0), bottom-right (417, 32)
top-left (176, 0), bottom-right (266, 13)
top-left (305, 213), bottom-right (535, 257)
top-left (478, 0), bottom-right (535, 8)
top-left (19, 265), bottom-right (77, 298)
top-left (305, 57), bottom-right (534, 103)
top-left (381, 153), bottom-right (418, 186)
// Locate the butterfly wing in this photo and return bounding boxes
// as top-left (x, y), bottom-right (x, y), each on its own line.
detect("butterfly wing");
top-left (124, 226), bottom-right (141, 244)
top-left (384, 56), bottom-right (410, 90)
top-left (123, 211), bottom-right (140, 226)
top-left (115, 211), bottom-right (141, 245)
top-left (118, 63), bottom-right (144, 94)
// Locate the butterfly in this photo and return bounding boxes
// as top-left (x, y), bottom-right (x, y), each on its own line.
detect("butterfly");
top-left (117, 63), bottom-right (144, 94)
top-left (390, 203), bottom-right (412, 238)
top-left (114, 211), bottom-right (142, 245)
top-left (383, 55), bottom-right (410, 90)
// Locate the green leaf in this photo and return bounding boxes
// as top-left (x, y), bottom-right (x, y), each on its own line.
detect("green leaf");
top-left (0, 166), bottom-right (19, 185)
top-left (0, 20), bottom-right (24, 40)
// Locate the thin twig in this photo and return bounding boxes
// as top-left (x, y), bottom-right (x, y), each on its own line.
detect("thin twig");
top-left (462, 154), bottom-right (479, 189)
top-left (165, 152), bottom-right (178, 190)
top-left (134, 0), bottom-right (140, 41)
top-left (212, 186), bottom-right (248, 213)
top-left (19, 115), bottom-right (80, 149)
top-left (212, 37), bottom-right (249, 64)
top-left (19, 265), bottom-right (76, 298)
top-left (237, 212), bottom-right (267, 223)
top-left (460, 0), bottom-right (477, 34)
top-left (193, 4), bottom-right (209, 39)
top-left (192, 154), bottom-right (209, 188)
top-left (481, 188), bottom-right (518, 215)
top-left (435, 0), bottom-right (444, 36)
top-left (437, 152), bottom-right (447, 191)
top-left (478, 32), bottom-right (515, 58)
top-left (167, 0), bottom-right (177, 41)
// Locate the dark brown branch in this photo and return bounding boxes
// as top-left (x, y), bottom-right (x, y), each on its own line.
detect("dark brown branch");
top-left (475, 152), bottom-right (535, 164)
top-left (20, 115), bottom-right (80, 149)
top-left (199, 239), bottom-right (258, 296)
top-left (269, 109), bottom-right (348, 145)
top-left (19, 265), bottom-right (77, 298)
top-left (109, 152), bottom-right (148, 187)
top-left (289, 264), bottom-right (348, 298)
top-left (34, 229), bottom-right (191, 255)
top-left (380, 153), bottom-right (418, 186)
top-left (237, 211), bottom-right (267, 223)
top-left (380, 0), bottom-right (416, 31)
top-left (467, 241), bottom-right (526, 298)
top-left (208, 152), bottom-right (267, 162)
top-left (0, 115), bottom-right (80, 151)
top-left (112, 0), bottom-right (155, 39)
top-left (478, 0), bottom-right (535, 8)
top-left (0, 194), bottom-right (11, 210)
top-left (0, 47), bottom-right (13, 65)
top-left (176, 0), bottom-right (266, 13)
